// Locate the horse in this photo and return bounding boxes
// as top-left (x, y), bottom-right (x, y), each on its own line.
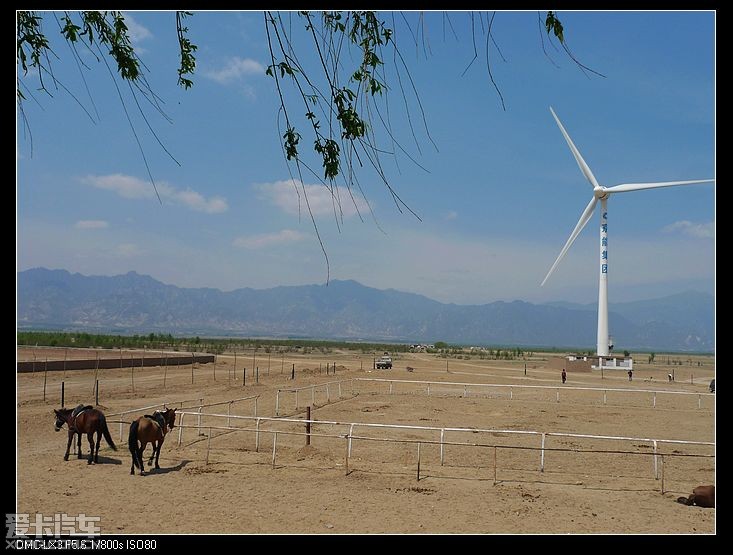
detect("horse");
top-left (128, 407), bottom-right (177, 475)
top-left (53, 405), bottom-right (117, 464)
top-left (676, 485), bottom-right (715, 508)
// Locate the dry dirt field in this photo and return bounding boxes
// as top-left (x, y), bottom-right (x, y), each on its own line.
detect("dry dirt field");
top-left (16, 348), bottom-right (715, 535)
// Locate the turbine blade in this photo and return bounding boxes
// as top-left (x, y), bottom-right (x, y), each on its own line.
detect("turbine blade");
top-left (541, 196), bottom-right (598, 286)
top-left (605, 179), bottom-right (714, 194)
top-left (550, 107), bottom-right (600, 189)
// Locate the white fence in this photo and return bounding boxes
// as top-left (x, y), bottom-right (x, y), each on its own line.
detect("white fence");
top-left (106, 395), bottom-right (259, 440)
top-left (353, 377), bottom-right (715, 409)
top-left (276, 379), bottom-right (356, 415)
top-left (174, 410), bottom-right (713, 481)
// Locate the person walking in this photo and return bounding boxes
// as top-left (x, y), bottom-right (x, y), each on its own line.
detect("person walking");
top-left (628, 369), bottom-right (633, 381)
top-left (561, 368), bottom-right (567, 384)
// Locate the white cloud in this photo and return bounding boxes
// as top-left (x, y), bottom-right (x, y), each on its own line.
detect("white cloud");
top-left (205, 57), bottom-right (264, 84)
top-left (445, 210), bottom-right (458, 220)
top-left (81, 174), bottom-right (228, 214)
top-left (116, 243), bottom-right (141, 257)
top-left (662, 220), bottom-right (714, 239)
top-left (233, 229), bottom-right (307, 249)
top-left (255, 179), bottom-right (369, 218)
top-left (123, 13), bottom-right (152, 43)
top-left (74, 220), bottom-right (109, 229)
top-left (82, 174), bottom-right (153, 199)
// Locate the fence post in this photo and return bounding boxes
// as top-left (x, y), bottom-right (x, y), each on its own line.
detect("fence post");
top-left (698, 394), bottom-right (701, 409)
top-left (348, 424), bottom-right (355, 457)
top-left (493, 446), bottom-right (497, 485)
top-left (326, 383), bottom-right (330, 402)
top-left (272, 432), bottom-right (278, 468)
top-left (510, 388), bottom-right (513, 401)
top-left (345, 435), bottom-right (350, 476)
top-left (275, 390), bottom-right (280, 416)
top-left (119, 413), bottom-right (124, 441)
top-left (416, 442), bottom-right (421, 482)
top-left (255, 418), bottom-right (261, 452)
top-left (292, 363), bottom-right (295, 380)
top-left (197, 406), bottom-right (203, 435)
top-left (177, 413), bottom-right (185, 446)
top-left (440, 429), bottom-right (445, 466)
top-left (540, 433), bottom-right (546, 472)
top-left (306, 406), bottom-right (311, 446)
top-left (653, 440), bottom-right (659, 479)
top-left (660, 455), bottom-right (665, 494)
top-left (556, 389), bottom-right (559, 403)
top-left (206, 428), bottom-right (211, 465)
top-left (653, 392), bottom-right (657, 408)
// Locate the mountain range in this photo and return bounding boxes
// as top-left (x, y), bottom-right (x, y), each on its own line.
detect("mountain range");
top-left (17, 268), bottom-right (714, 352)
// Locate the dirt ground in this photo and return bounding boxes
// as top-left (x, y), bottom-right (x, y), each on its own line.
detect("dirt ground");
top-left (16, 348), bottom-right (715, 534)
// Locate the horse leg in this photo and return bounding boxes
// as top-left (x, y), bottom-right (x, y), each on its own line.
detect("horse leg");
top-left (138, 441), bottom-right (147, 475)
top-left (154, 439), bottom-right (163, 469)
top-left (94, 430), bottom-right (102, 463)
top-left (87, 432), bottom-right (95, 464)
top-left (64, 431), bottom-right (73, 461)
top-left (77, 433), bottom-right (83, 459)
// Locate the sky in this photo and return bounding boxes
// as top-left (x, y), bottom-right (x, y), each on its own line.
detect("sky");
top-left (16, 10), bottom-right (715, 305)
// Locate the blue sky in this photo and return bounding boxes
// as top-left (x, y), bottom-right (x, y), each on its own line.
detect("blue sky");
top-left (17, 11), bottom-right (715, 305)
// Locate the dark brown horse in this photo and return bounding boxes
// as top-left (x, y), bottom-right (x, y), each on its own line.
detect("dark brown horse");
top-left (54, 406), bottom-right (117, 464)
top-left (677, 485), bottom-right (715, 508)
top-left (128, 407), bottom-right (177, 475)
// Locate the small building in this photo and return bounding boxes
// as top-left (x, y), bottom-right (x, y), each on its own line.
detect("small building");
top-left (591, 355), bottom-right (633, 371)
top-left (549, 353), bottom-right (633, 373)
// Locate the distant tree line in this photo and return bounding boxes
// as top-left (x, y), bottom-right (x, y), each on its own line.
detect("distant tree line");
top-left (16, 331), bottom-right (414, 355)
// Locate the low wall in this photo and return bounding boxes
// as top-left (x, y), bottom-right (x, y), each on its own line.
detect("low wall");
top-left (16, 354), bottom-right (214, 373)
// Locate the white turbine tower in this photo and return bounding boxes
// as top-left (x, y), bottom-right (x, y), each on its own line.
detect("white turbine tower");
top-left (541, 107), bottom-right (713, 357)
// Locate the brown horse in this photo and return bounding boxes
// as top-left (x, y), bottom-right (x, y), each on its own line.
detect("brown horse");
top-left (54, 405), bottom-right (117, 464)
top-left (128, 407), bottom-right (177, 475)
top-left (677, 485), bottom-right (715, 508)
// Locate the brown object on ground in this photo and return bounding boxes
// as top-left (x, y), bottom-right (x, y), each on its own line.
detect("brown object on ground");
top-left (676, 485), bottom-right (715, 508)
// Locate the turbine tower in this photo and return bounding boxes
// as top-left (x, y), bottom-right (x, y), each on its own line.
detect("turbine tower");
top-left (541, 107), bottom-right (713, 357)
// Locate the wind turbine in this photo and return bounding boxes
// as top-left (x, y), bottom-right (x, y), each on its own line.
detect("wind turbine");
top-left (541, 107), bottom-right (713, 358)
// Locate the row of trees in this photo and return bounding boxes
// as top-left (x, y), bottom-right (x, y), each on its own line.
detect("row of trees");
top-left (16, 331), bottom-right (414, 355)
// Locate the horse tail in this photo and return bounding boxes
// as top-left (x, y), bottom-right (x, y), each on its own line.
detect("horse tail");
top-left (99, 414), bottom-right (117, 451)
top-left (128, 420), bottom-right (140, 468)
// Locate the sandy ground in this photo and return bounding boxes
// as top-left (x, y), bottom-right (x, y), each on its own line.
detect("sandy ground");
top-left (16, 349), bottom-right (715, 534)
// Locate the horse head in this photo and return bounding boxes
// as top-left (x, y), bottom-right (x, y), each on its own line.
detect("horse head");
top-left (164, 407), bottom-right (177, 430)
top-left (53, 409), bottom-right (70, 431)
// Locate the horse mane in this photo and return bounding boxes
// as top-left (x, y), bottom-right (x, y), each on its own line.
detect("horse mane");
top-left (145, 412), bottom-right (167, 431)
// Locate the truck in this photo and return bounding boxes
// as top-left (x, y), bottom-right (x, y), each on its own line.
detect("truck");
top-left (375, 355), bottom-right (393, 369)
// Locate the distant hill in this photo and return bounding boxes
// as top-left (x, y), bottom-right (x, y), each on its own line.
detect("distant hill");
top-left (17, 268), bottom-right (714, 352)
